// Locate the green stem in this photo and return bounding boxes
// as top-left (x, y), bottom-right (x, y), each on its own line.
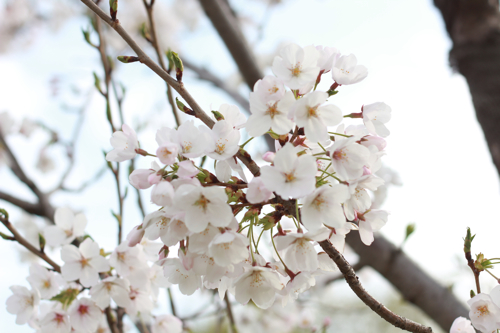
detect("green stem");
top-left (240, 137), bottom-right (254, 149)
top-left (317, 142), bottom-right (327, 152)
top-left (328, 132), bottom-right (352, 138)
top-left (271, 228), bottom-right (288, 271)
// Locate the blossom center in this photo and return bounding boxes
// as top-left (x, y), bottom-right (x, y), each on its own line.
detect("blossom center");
top-left (269, 86), bottom-right (279, 94)
top-left (54, 313), bottom-right (65, 324)
top-left (332, 149), bottom-right (347, 161)
top-left (183, 141), bottom-right (192, 153)
top-left (312, 195), bottom-right (325, 210)
top-left (291, 63), bottom-right (302, 77)
top-left (43, 280), bottom-right (51, 289)
top-left (156, 217), bottom-right (170, 230)
top-left (283, 172), bottom-right (296, 183)
top-left (265, 103), bottom-right (280, 119)
top-left (159, 147), bottom-right (173, 158)
top-left (80, 257), bottom-right (90, 268)
top-left (477, 305), bottom-right (489, 316)
top-left (77, 304), bottom-right (89, 315)
top-left (250, 271), bottom-right (264, 287)
top-left (215, 139), bottom-right (228, 155)
top-left (307, 106), bottom-right (319, 118)
top-left (195, 195), bottom-right (210, 212)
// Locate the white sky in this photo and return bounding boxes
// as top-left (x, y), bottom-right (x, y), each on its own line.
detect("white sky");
top-left (1, 0), bottom-right (499, 332)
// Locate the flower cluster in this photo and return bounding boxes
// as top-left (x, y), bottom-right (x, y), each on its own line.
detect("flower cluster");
top-left (6, 43), bottom-right (392, 330)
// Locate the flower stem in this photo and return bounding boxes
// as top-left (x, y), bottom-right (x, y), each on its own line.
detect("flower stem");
top-left (271, 228), bottom-right (288, 271)
top-left (328, 132), bottom-right (352, 138)
top-left (240, 137), bottom-right (254, 149)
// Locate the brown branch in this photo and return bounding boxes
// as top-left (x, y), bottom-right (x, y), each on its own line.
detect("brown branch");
top-left (318, 239), bottom-right (433, 333)
top-left (142, 0), bottom-right (180, 127)
top-left (224, 294), bottom-right (238, 333)
top-left (0, 215), bottom-right (61, 272)
top-left (80, 0), bottom-right (214, 127)
top-left (323, 261), bottom-right (366, 286)
top-left (183, 59), bottom-right (250, 112)
top-left (434, 0), bottom-right (500, 178)
top-left (197, 0), bottom-right (264, 89)
top-left (105, 307), bottom-right (120, 333)
top-left (345, 233), bottom-right (468, 331)
top-left (0, 130), bottom-right (54, 221)
top-left (80, 0), bottom-right (262, 178)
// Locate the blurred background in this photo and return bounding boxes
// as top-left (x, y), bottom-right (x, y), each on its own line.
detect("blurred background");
top-left (1, 0), bottom-right (499, 332)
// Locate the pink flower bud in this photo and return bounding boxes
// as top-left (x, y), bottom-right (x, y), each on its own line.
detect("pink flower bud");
top-left (362, 166), bottom-right (372, 176)
top-left (148, 172), bottom-right (162, 185)
top-left (126, 225), bottom-right (144, 247)
top-left (262, 151), bottom-right (275, 163)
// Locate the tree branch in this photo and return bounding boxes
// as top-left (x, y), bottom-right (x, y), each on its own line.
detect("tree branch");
top-left (183, 59), bottom-right (250, 112)
top-left (0, 130), bottom-right (54, 221)
top-left (197, 0), bottom-right (264, 89)
top-left (318, 239), bottom-right (433, 333)
top-left (345, 233), bottom-right (468, 331)
top-left (0, 215), bottom-right (61, 272)
top-left (434, 0), bottom-right (500, 178)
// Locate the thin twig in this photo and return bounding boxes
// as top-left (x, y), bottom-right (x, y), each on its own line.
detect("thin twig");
top-left (0, 215), bottom-right (61, 272)
top-left (80, 0), bottom-right (261, 177)
top-left (318, 240), bottom-right (433, 333)
top-left (224, 294), bottom-right (238, 333)
top-left (142, 0), bottom-right (180, 127)
top-left (0, 130), bottom-right (54, 221)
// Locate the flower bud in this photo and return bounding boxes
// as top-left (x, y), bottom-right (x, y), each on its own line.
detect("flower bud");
top-left (117, 56), bottom-right (140, 64)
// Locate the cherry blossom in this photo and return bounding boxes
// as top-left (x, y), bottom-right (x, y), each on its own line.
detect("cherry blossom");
top-left (105, 124), bottom-right (139, 162)
top-left (129, 161), bottom-right (161, 190)
top-left (68, 298), bottom-right (101, 333)
top-left (289, 91), bottom-right (342, 142)
top-left (44, 207), bottom-right (87, 247)
top-left (328, 137), bottom-right (370, 180)
top-left (260, 142), bottom-right (317, 199)
top-left (125, 286), bottom-right (154, 317)
top-left (26, 263), bottom-right (64, 299)
top-left (174, 184), bottom-right (233, 233)
top-left (215, 157), bottom-right (247, 183)
top-left (208, 230), bottom-right (249, 267)
top-left (331, 54), bottom-right (368, 85)
top-left (251, 75), bottom-right (286, 103)
top-left (247, 91), bottom-right (296, 137)
top-left (206, 120), bottom-right (241, 160)
top-left (161, 258), bottom-right (201, 295)
top-left (316, 46), bottom-right (340, 73)
top-left (109, 242), bottom-right (149, 287)
top-left (61, 238), bottom-right (110, 287)
top-left (6, 286), bottom-right (40, 324)
top-left (358, 210), bottom-right (389, 246)
top-left (152, 314), bottom-right (183, 333)
top-left (272, 43), bottom-right (320, 89)
top-left (246, 176), bottom-right (274, 204)
top-left (150, 180), bottom-right (175, 207)
top-left (362, 102), bottom-right (392, 137)
top-left (450, 317), bottom-right (476, 333)
top-left (218, 104), bottom-right (247, 130)
top-left (301, 184), bottom-right (349, 231)
top-left (90, 276), bottom-right (131, 310)
top-left (156, 142), bottom-right (179, 165)
top-left (274, 229), bottom-right (329, 273)
top-left (467, 292), bottom-right (500, 333)
top-left (233, 266), bottom-right (284, 309)
top-left (343, 175), bottom-right (384, 220)
top-left (39, 309), bottom-right (71, 333)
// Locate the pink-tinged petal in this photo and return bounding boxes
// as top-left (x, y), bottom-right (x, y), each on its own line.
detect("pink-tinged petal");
top-left (61, 244), bottom-right (81, 262)
top-left (90, 255), bottom-right (110, 273)
top-left (72, 213), bottom-right (87, 237)
top-left (44, 225), bottom-right (68, 246)
top-left (54, 207), bottom-right (74, 229)
top-left (358, 221), bottom-right (374, 245)
top-left (61, 262), bottom-right (82, 282)
top-left (78, 238), bottom-right (99, 258)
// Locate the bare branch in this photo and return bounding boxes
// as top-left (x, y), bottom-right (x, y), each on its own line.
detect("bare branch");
top-left (0, 130), bottom-right (54, 220)
top-left (197, 0), bottom-right (264, 89)
top-left (142, 0), bottom-right (181, 127)
top-left (0, 191), bottom-right (51, 220)
top-left (345, 233), bottom-right (468, 330)
top-left (318, 239), bottom-right (433, 333)
top-left (0, 215), bottom-right (61, 272)
top-left (183, 59), bottom-right (250, 112)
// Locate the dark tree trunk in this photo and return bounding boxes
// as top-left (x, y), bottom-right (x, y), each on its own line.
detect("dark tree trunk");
top-left (434, 0), bottom-right (500, 178)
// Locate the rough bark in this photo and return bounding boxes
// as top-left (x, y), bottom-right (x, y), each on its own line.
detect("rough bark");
top-left (434, 0), bottom-right (500, 178)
